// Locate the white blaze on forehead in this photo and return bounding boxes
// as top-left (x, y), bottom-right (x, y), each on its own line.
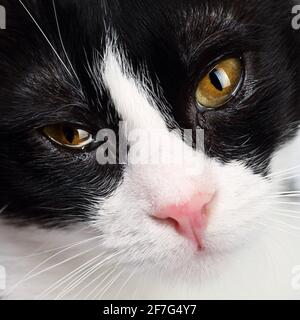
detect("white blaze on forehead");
top-left (102, 46), bottom-right (167, 131)
top-left (101, 45), bottom-right (212, 207)
top-left (102, 45), bottom-right (205, 168)
top-left (102, 46), bottom-right (203, 171)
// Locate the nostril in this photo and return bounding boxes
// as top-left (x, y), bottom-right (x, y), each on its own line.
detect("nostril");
top-left (164, 217), bottom-right (180, 230)
top-left (152, 216), bottom-right (180, 230)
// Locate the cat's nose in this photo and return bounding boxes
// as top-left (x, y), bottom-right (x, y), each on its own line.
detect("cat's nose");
top-left (153, 193), bottom-right (214, 249)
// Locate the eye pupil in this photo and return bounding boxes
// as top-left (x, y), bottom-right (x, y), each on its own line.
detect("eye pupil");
top-left (209, 69), bottom-right (223, 91)
top-left (43, 125), bottom-right (93, 150)
top-left (195, 57), bottom-right (242, 109)
top-left (62, 126), bottom-right (76, 144)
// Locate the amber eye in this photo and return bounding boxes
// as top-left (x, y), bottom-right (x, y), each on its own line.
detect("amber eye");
top-left (196, 57), bottom-right (243, 109)
top-left (43, 125), bottom-right (94, 149)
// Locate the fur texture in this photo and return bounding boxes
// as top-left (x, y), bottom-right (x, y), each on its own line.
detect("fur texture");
top-left (0, 0), bottom-right (300, 299)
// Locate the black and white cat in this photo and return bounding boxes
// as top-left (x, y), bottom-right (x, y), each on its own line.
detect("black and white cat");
top-left (0, 0), bottom-right (300, 299)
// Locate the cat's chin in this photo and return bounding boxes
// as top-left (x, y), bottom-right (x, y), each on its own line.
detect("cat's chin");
top-left (104, 229), bottom-right (258, 285)
top-left (113, 246), bottom-right (240, 289)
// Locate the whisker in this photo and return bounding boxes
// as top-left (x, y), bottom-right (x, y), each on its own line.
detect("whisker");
top-left (271, 191), bottom-right (300, 195)
top-left (0, 204), bottom-right (9, 214)
top-left (37, 250), bottom-right (108, 299)
top-left (114, 265), bottom-right (139, 299)
top-left (55, 249), bottom-right (125, 300)
top-left (18, 0), bottom-right (73, 79)
top-left (256, 220), bottom-right (300, 239)
top-left (276, 208), bottom-right (300, 215)
top-left (23, 236), bottom-right (101, 279)
top-left (262, 216), bottom-right (300, 231)
top-left (1, 243), bottom-right (89, 261)
top-left (5, 235), bottom-right (101, 298)
top-left (52, 0), bottom-right (80, 84)
top-left (96, 269), bottom-right (125, 300)
top-left (83, 265), bottom-right (120, 300)
top-left (267, 195), bottom-right (300, 199)
top-left (23, 245), bottom-right (100, 284)
top-left (55, 258), bottom-right (114, 300)
top-left (272, 174), bottom-right (300, 182)
top-left (74, 266), bottom-right (116, 300)
top-left (271, 212), bottom-right (300, 219)
top-left (271, 201), bottom-right (300, 207)
top-left (266, 164), bottom-right (300, 179)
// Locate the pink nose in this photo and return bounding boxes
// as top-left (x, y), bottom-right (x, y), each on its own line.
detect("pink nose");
top-left (154, 193), bottom-right (214, 249)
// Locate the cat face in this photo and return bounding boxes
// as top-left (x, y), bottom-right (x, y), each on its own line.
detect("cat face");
top-left (0, 0), bottom-right (299, 276)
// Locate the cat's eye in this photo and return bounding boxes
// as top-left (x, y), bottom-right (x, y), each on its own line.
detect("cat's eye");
top-left (43, 125), bottom-right (94, 150)
top-left (196, 57), bottom-right (243, 109)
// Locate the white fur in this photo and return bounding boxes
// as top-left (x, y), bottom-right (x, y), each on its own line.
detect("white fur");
top-left (1, 45), bottom-right (300, 300)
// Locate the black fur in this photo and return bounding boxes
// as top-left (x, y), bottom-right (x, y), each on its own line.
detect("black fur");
top-left (0, 0), bottom-right (299, 226)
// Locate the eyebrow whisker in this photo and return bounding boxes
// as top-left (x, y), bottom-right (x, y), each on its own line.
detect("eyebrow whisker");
top-left (52, 0), bottom-right (81, 85)
top-left (18, 0), bottom-right (74, 81)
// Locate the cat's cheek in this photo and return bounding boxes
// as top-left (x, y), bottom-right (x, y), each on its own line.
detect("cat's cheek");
top-left (205, 162), bottom-right (275, 245)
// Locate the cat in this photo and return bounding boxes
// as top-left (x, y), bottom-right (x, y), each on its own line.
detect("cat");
top-left (0, 0), bottom-right (300, 299)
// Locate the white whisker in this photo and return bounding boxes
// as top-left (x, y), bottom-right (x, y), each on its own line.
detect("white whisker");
top-left (271, 191), bottom-right (300, 195)
top-left (267, 164), bottom-right (300, 179)
top-left (18, 0), bottom-right (73, 79)
top-left (0, 204), bottom-right (9, 214)
top-left (262, 216), bottom-right (300, 231)
top-left (24, 245), bottom-right (100, 283)
top-left (52, 0), bottom-right (80, 83)
top-left (84, 265), bottom-right (119, 300)
top-left (273, 174), bottom-right (300, 182)
top-left (96, 269), bottom-right (124, 300)
top-left (55, 249), bottom-right (125, 300)
top-left (115, 265), bottom-right (139, 299)
top-left (276, 208), bottom-right (300, 215)
top-left (37, 250), bottom-right (108, 299)
top-left (5, 235), bottom-right (101, 298)
top-left (272, 201), bottom-right (300, 207)
top-left (271, 212), bottom-right (300, 219)
top-left (267, 195), bottom-right (300, 199)
top-left (256, 220), bottom-right (300, 239)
